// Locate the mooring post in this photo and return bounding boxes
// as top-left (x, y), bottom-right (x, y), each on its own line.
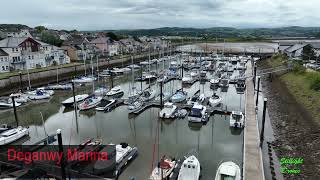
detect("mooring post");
top-left (19, 71), bottom-right (23, 92)
top-left (160, 82), bottom-right (163, 108)
top-left (256, 77), bottom-right (260, 107)
top-left (253, 63), bottom-right (257, 88)
top-left (57, 129), bottom-right (66, 179)
top-left (260, 98), bottom-right (268, 147)
top-left (11, 96), bottom-right (19, 127)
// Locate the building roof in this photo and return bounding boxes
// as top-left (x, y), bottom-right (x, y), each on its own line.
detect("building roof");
top-left (284, 43), bottom-right (309, 53)
top-left (90, 37), bottom-right (111, 44)
top-left (0, 48), bottom-right (8, 56)
top-left (0, 37), bottom-right (52, 48)
top-left (62, 35), bottom-right (88, 46)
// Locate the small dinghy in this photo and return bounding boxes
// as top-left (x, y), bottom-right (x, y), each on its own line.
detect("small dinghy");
top-left (209, 93), bottom-right (222, 107)
top-left (149, 157), bottom-right (176, 180)
top-left (78, 96), bottom-right (102, 111)
top-left (0, 126), bottom-right (29, 145)
top-left (177, 155), bottom-right (201, 180)
top-left (61, 94), bottom-right (89, 107)
top-left (215, 161), bottom-right (241, 180)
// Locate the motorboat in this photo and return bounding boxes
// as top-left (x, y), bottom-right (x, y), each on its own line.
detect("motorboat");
top-left (170, 90), bottom-right (187, 103)
top-left (78, 96), bottom-right (102, 111)
top-left (0, 99), bottom-right (22, 109)
top-left (72, 76), bottom-right (96, 83)
top-left (61, 94), bottom-right (89, 107)
top-left (200, 71), bottom-right (207, 78)
top-left (230, 111), bottom-right (245, 128)
top-left (26, 90), bottom-right (51, 100)
top-left (95, 99), bottom-right (116, 111)
top-left (182, 74), bottom-right (193, 84)
top-left (235, 79), bottom-right (246, 93)
top-left (141, 72), bottom-right (157, 81)
top-left (127, 64), bottom-right (140, 70)
top-left (187, 94), bottom-right (199, 105)
top-left (36, 89), bottom-right (55, 96)
top-left (93, 142), bottom-right (138, 176)
top-left (219, 78), bottom-right (230, 88)
top-left (190, 70), bottom-right (199, 78)
top-left (94, 86), bottom-right (108, 96)
top-left (45, 84), bottom-right (72, 90)
top-left (9, 93), bottom-right (28, 103)
top-left (0, 124), bottom-right (12, 133)
top-left (128, 100), bottom-right (144, 114)
top-left (0, 126), bottom-right (29, 145)
top-left (159, 102), bottom-right (177, 119)
top-left (141, 89), bottom-right (157, 101)
top-left (177, 155), bottom-right (201, 180)
top-left (140, 61), bottom-right (153, 66)
top-left (99, 69), bottom-right (111, 77)
top-left (215, 161), bottom-right (241, 180)
top-left (188, 104), bottom-right (208, 123)
top-left (149, 157), bottom-right (176, 180)
top-left (209, 94), bottom-right (222, 107)
top-left (106, 86), bottom-right (124, 98)
top-left (210, 78), bottom-right (220, 86)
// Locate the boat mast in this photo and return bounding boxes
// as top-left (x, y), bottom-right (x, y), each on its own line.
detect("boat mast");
top-left (91, 56), bottom-right (94, 93)
top-left (26, 68), bottom-right (31, 90)
top-left (56, 64), bottom-right (59, 84)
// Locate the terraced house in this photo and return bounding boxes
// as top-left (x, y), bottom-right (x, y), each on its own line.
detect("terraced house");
top-left (0, 36), bottom-right (70, 72)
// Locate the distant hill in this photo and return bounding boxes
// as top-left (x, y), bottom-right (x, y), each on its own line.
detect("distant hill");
top-left (108, 26), bottom-right (320, 38)
top-left (0, 24), bottom-right (31, 32)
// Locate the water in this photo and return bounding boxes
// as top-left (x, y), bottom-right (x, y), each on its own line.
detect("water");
top-left (0, 60), bottom-right (245, 180)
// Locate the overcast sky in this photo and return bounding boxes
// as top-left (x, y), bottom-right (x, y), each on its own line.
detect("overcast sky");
top-left (1, 0), bottom-right (319, 30)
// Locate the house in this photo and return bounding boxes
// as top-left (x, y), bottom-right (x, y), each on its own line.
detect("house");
top-left (283, 43), bottom-right (310, 58)
top-left (0, 37), bottom-right (70, 72)
top-left (90, 37), bottom-right (111, 54)
top-left (0, 49), bottom-right (9, 72)
top-left (62, 35), bottom-right (96, 61)
top-left (6, 29), bottom-right (32, 38)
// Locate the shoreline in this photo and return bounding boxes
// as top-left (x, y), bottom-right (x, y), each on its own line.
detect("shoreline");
top-left (258, 60), bottom-right (320, 179)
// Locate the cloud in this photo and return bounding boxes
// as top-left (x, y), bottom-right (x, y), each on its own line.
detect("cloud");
top-left (0, 0), bottom-right (319, 30)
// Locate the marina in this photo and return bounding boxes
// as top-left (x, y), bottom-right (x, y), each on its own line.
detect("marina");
top-left (0, 51), bottom-right (265, 179)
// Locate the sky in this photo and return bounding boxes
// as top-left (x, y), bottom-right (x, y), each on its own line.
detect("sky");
top-left (1, 0), bottom-right (320, 30)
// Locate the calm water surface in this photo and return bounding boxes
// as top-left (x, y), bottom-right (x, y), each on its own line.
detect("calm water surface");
top-left (0, 61), bottom-right (245, 180)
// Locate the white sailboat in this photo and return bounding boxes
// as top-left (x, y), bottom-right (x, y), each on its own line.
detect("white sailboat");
top-left (141, 88), bottom-right (157, 101)
top-left (106, 86), bottom-right (124, 98)
top-left (26, 90), bottom-right (51, 100)
top-left (9, 93), bottom-right (29, 103)
top-left (61, 94), bottom-right (89, 107)
top-left (215, 161), bottom-right (241, 180)
top-left (177, 155), bottom-right (201, 180)
top-left (0, 99), bottom-right (21, 109)
top-left (128, 100), bottom-right (144, 114)
top-left (78, 96), bottom-right (102, 111)
top-left (0, 126), bottom-right (29, 145)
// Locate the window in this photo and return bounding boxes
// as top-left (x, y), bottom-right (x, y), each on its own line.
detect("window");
top-left (12, 48), bottom-right (14, 52)
top-left (15, 48), bottom-right (18, 52)
top-left (2, 66), bottom-right (4, 70)
top-left (32, 55), bottom-right (34, 59)
top-left (6, 66), bottom-right (8, 70)
top-left (28, 56), bottom-right (31, 59)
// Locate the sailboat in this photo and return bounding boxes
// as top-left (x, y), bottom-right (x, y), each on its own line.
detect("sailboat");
top-left (159, 102), bottom-right (177, 119)
top-left (9, 93), bottom-right (29, 103)
top-left (215, 161), bottom-right (241, 180)
top-left (230, 111), bottom-right (245, 128)
top-left (141, 88), bottom-right (157, 102)
top-left (209, 93), bottom-right (222, 107)
top-left (26, 90), bottom-right (51, 100)
top-left (128, 55), bottom-right (142, 102)
top-left (177, 155), bottom-right (201, 180)
top-left (171, 90), bottom-right (187, 103)
top-left (128, 100), bottom-right (144, 114)
top-left (61, 94), bottom-right (89, 107)
top-left (0, 99), bottom-right (22, 109)
top-left (106, 86), bottom-right (124, 98)
top-left (0, 126), bottom-right (29, 145)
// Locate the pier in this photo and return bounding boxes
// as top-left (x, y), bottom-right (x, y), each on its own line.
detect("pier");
top-left (243, 62), bottom-right (265, 180)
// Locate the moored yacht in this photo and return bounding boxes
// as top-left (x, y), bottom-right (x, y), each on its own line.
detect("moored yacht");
top-left (149, 157), bottom-right (176, 180)
top-left (72, 76), bottom-right (96, 83)
top-left (0, 99), bottom-right (21, 109)
top-left (95, 99), bottom-right (116, 111)
top-left (128, 100), bottom-right (144, 114)
top-left (0, 126), bottom-right (29, 145)
top-left (141, 89), bottom-right (157, 101)
top-left (209, 94), bottom-right (222, 107)
top-left (230, 111), bottom-right (245, 128)
top-left (177, 155), bottom-right (201, 180)
top-left (188, 104), bottom-right (208, 123)
top-left (106, 86), bottom-right (124, 98)
top-left (78, 96), bottom-right (102, 110)
top-left (215, 161), bottom-right (241, 180)
top-left (170, 90), bottom-right (187, 103)
top-left (61, 94), bottom-right (89, 107)
top-left (159, 102), bottom-right (177, 119)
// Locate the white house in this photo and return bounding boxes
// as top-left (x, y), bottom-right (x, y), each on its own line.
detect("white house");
top-left (6, 29), bottom-right (32, 38)
top-left (283, 43), bottom-right (309, 58)
top-left (0, 49), bottom-right (9, 73)
top-left (0, 37), bottom-right (70, 72)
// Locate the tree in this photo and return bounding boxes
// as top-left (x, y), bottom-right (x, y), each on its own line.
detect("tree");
top-left (35, 26), bottom-right (47, 33)
top-left (106, 32), bottom-right (119, 41)
top-left (302, 44), bottom-right (316, 60)
top-left (40, 32), bottom-right (64, 47)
